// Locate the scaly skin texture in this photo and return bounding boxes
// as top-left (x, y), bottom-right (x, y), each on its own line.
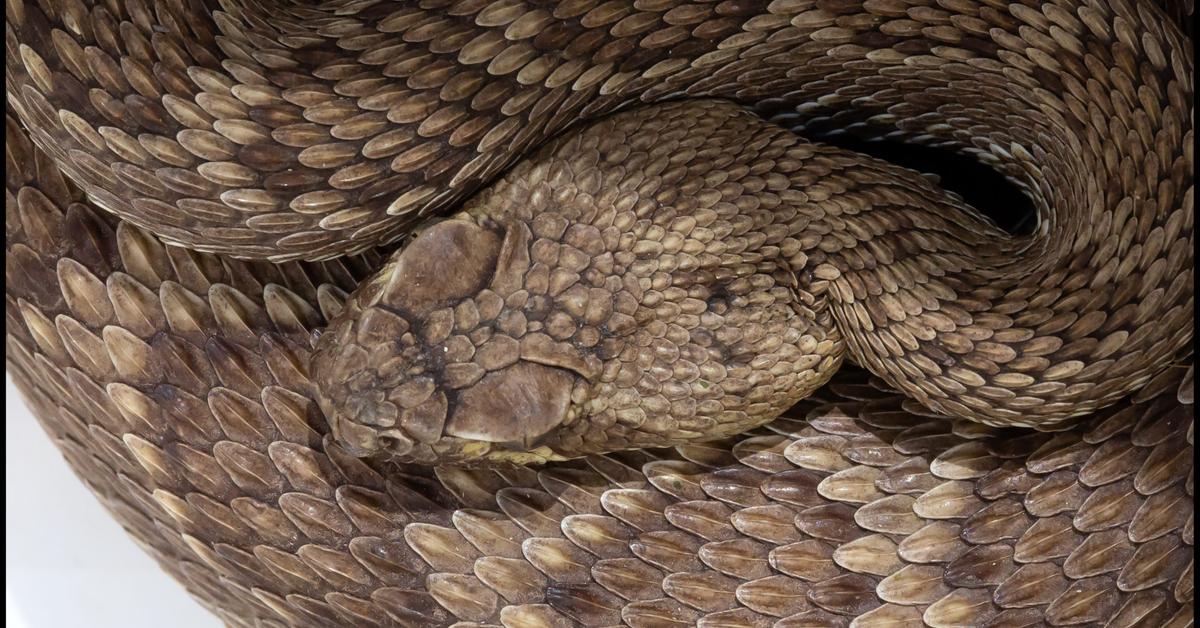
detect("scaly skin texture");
top-left (310, 97), bottom-right (1192, 465)
top-left (314, 103), bottom-right (853, 464)
top-left (4, 136), bottom-right (1195, 623)
top-left (3, 0), bottom-right (1196, 626)
top-left (7, 0), bottom-right (1195, 454)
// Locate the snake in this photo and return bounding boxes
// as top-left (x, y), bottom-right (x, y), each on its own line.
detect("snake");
top-left (4, 0), bottom-right (1195, 625)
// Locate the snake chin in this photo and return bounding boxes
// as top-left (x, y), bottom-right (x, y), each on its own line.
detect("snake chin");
top-left (312, 217), bottom-right (597, 466)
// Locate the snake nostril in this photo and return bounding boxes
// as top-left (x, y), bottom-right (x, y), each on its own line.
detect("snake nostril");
top-left (375, 430), bottom-right (414, 456)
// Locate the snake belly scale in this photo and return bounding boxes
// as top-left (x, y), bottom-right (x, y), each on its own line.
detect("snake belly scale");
top-left (4, 0), bottom-right (1195, 626)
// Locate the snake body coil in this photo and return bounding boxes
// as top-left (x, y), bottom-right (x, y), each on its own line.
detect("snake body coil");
top-left (4, 0), bottom-right (1195, 626)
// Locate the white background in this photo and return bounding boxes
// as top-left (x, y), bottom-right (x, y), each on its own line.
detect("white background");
top-left (6, 376), bottom-right (217, 627)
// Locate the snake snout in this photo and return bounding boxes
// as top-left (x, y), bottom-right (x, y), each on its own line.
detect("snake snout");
top-left (313, 216), bottom-right (596, 464)
top-left (311, 302), bottom-right (439, 459)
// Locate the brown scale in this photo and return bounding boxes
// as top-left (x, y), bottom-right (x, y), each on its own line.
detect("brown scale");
top-left (4, 0), bottom-right (1196, 626)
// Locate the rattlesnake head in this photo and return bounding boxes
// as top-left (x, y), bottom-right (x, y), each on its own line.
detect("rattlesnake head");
top-left (313, 103), bottom-right (851, 465)
top-left (314, 217), bottom-right (598, 464)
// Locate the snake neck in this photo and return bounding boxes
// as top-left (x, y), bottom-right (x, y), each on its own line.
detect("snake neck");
top-left (807, 143), bottom-right (1194, 428)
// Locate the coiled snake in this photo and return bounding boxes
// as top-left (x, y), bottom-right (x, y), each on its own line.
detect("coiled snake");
top-left (4, 0), bottom-right (1194, 625)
